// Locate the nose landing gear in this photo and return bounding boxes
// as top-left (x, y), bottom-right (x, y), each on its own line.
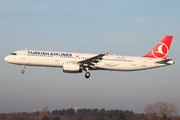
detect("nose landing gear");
top-left (21, 65), bottom-right (25, 74)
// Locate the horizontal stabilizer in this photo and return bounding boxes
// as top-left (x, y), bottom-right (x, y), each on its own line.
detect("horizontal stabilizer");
top-left (156, 59), bottom-right (173, 64)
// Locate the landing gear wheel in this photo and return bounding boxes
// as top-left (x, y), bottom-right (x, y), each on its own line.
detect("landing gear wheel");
top-left (21, 70), bottom-right (25, 74)
top-left (85, 72), bottom-right (90, 79)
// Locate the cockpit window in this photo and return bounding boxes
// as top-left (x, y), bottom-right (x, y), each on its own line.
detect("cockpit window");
top-left (10, 53), bottom-right (17, 55)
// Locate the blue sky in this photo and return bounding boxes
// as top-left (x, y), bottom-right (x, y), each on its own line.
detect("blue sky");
top-left (0, 0), bottom-right (180, 115)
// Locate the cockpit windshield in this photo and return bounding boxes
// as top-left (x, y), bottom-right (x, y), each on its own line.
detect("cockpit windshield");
top-left (10, 53), bottom-right (17, 55)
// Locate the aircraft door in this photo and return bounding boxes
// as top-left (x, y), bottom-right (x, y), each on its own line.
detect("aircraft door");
top-left (21, 51), bottom-right (26, 60)
top-left (55, 56), bottom-right (59, 62)
top-left (142, 58), bottom-right (146, 67)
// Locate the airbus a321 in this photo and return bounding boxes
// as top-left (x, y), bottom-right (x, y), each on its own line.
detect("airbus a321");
top-left (4, 36), bottom-right (175, 78)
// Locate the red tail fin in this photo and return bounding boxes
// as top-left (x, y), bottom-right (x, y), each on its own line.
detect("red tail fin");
top-left (143, 36), bottom-right (173, 59)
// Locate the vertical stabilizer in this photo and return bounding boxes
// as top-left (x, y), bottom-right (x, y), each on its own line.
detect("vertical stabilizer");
top-left (143, 36), bottom-right (173, 59)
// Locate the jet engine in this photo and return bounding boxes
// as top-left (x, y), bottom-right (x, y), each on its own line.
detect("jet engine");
top-left (63, 62), bottom-right (82, 73)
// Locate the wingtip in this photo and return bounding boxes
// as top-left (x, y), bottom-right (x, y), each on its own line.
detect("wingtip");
top-left (104, 52), bottom-right (109, 56)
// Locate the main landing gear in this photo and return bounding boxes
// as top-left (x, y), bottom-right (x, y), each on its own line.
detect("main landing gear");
top-left (21, 65), bottom-right (25, 74)
top-left (84, 67), bottom-right (90, 79)
top-left (85, 72), bottom-right (90, 79)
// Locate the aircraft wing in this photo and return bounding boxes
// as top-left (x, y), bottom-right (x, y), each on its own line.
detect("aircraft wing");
top-left (78, 52), bottom-right (109, 66)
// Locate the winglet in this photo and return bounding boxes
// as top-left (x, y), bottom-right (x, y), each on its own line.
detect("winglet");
top-left (104, 52), bottom-right (109, 56)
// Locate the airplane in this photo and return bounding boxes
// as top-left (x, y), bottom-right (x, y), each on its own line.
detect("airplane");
top-left (4, 36), bottom-right (175, 79)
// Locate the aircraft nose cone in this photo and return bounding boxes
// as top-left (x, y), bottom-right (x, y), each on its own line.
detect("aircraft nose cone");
top-left (4, 56), bottom-right (10, 62)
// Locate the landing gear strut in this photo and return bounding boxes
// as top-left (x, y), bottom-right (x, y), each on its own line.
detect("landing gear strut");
top-left (21, 65), bottom-right (25, 74)
top-left (84, 67), bottom-right (90, 79)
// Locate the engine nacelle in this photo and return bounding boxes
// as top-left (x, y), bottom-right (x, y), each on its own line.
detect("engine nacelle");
top-left (63, 62), bottom-right (82, 73)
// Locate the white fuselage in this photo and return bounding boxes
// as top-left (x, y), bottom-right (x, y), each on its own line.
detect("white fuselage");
top-left (4, 50), bottom-right (173, 71)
